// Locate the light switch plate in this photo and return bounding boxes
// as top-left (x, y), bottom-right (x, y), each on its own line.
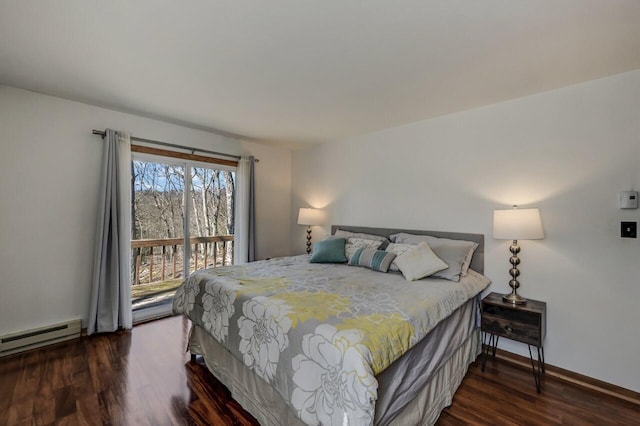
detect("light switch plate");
top-left (619, 191), bottom-right (638, 209)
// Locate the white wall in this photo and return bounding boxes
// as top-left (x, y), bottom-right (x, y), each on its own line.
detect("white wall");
top-left (0, 85), bottom-right (291, 336)
top-left (291, 70), bottom-right (640, 392)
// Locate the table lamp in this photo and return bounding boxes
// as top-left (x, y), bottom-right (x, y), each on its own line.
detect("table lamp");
top-left (297, 208), bottom-right (324, 254)
top-left (493, 206), bottom-right (544, 305)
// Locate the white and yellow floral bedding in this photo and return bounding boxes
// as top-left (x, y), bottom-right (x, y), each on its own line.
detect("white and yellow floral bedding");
top-left (172, 255), bottom-right (490, 425)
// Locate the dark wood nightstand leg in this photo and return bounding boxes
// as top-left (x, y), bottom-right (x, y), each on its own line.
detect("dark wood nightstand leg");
top-left (528, 345), bottom-right (544, 393)
top-left (491, 335), bottom-right (499, 357)
top-left (481, 333), bottom-right (487, 371)
top-left (481, 332), bottom-right (500, 372)
top-left (481, 332), bottom-right (490, 371)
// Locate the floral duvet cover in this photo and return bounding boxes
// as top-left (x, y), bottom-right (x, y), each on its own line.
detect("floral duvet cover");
top-left (172, 255), bottom-right (490, 425)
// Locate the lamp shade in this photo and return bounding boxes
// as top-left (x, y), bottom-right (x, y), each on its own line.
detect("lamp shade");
top-left (493, 208), bottom-right (544, 240)
top-left (297, 208), bottom-right (324, 226)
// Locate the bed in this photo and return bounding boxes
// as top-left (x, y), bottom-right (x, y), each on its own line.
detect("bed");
top-left (173, 225), bottom-right (490, 425)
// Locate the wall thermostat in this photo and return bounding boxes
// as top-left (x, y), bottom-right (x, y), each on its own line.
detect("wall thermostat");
top-left (619, 191), bottom-right (638, 209)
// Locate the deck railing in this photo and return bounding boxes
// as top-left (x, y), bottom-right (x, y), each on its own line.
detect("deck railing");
top-left (131, 235), bottom-right (234, 285)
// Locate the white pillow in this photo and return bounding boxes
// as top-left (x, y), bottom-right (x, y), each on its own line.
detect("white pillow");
top-left (385, 243), bottom-right (416, 272)
top-left (393, 242), bottom-right (449, 281)
top-left (345, 237), bottom-right (382, 259)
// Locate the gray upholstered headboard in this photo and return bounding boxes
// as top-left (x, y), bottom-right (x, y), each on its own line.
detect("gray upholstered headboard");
top-left (331, 225), bottom-right (485, 274)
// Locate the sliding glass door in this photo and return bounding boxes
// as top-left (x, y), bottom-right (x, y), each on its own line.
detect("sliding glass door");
top-left (130, 154), bottom-right (236, 320)
top-left (189, 167), bottom-right (236, 269)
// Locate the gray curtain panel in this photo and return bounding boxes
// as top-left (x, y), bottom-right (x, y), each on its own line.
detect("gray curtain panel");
top-left (88, 129), bottom-right (132, 335)
top-left (248, 156), bottom-right (256, 262)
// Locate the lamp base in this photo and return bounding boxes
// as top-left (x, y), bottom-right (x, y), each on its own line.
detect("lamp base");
top-left (502, 291), bottom-right (527, 305)
top-left (503, 240), bottom-right (527, 305)
top-left (305, 227), bottom-right (312, 254)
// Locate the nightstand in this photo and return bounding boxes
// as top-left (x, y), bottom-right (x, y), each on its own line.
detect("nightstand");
top-left (481, 292), bottom-right (547, 393)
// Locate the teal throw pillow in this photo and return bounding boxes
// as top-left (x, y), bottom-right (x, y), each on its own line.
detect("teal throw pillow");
top-left (310, 238), bottom-right (347, 263)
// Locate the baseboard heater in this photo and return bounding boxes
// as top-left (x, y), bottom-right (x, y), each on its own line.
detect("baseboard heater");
top-left (0, 319), bottom-right (82, 357)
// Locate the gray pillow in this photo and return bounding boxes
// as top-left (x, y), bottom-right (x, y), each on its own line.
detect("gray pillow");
top-left (310, 238), bottom-right (347, 263)
top-left (389, 233), bottom-right (478, 282)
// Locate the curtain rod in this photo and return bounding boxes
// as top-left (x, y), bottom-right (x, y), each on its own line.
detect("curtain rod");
top-left (92, 129), bottom-right (251, 162)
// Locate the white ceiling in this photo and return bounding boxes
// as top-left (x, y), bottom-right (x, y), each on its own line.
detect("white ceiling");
top-left (1, 1), bottom-right (639, 148)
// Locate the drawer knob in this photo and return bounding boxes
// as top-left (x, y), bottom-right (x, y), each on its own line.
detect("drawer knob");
top-left (505, 325), bottom-right (513, 333)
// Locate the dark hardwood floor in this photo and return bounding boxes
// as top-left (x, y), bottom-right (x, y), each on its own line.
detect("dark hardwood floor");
top-left (1, 315), bottom-right (637, 425)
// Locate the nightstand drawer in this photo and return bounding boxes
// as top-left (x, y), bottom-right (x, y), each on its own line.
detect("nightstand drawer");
top-left (482, 314), bottom-right (540, 346)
